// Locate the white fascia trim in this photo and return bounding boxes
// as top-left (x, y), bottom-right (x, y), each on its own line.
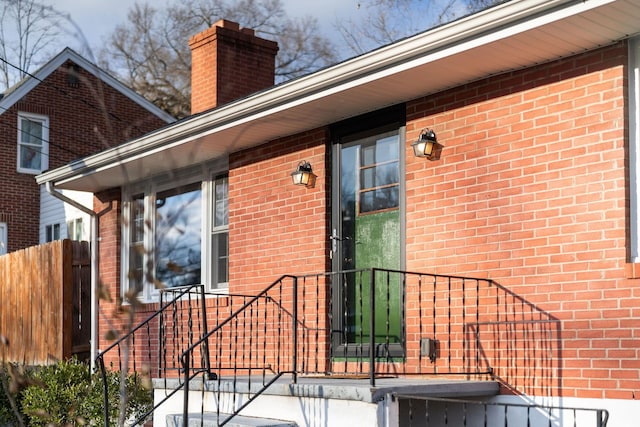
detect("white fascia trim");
top-left (36, 0), bottom-right (612, 188)
top-left (0, 48), bottom-right (175, 124)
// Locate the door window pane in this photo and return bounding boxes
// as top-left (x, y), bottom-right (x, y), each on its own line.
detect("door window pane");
top-left (359, 134), bottom-right (399, 214)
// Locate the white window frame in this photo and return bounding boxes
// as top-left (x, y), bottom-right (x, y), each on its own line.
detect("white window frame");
top-left (630, 36), bottom-right (640, 262)
top-left (45, 223), bottom-right (61, 242)
top-left (17, 112), bottom-right (49, 174)
top-left (0, 222), bottom-right (7, 255)
top-left (122, 161), bottom-right (228, 301)
top-left (208, 174), bottom-right (229, 291)
top-left (67, 217), bottom-right (84, 241)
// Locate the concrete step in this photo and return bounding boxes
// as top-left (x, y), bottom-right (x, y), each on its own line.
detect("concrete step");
top-left (166, 413), bottom-right (297, 427)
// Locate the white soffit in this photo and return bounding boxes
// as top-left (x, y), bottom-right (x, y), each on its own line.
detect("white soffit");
top-left (38, 0), bottom-right (640, 192)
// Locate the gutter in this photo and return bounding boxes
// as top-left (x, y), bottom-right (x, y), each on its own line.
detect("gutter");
top-left (45, 182), bottom-right (99, 371)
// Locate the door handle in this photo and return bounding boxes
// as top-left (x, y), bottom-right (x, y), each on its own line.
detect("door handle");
top-left (330, 229), bottom-right (351, 259)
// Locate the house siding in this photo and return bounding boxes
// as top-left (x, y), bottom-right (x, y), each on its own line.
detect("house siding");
top-left (0, 59), bottom-right (168, 253)
top-left (39, 188), bottom-right (93, 243)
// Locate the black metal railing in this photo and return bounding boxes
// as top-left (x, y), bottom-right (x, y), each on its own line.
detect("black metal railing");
top-left (396, 396), bottom-right (609, 427)
top-left (177, 268), bottom-right (562, 426)
top-left (96, 284), bottom-right (210, 426)
top-left (97, 268), bottom-right (566, 426)
top-left (95, 284), bottom-right (273, 426)
top-left (181, 275), bottom-right (299, 427)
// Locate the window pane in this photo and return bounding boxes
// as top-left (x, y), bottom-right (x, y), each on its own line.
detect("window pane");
top-left (214, 176), bottom-right (228, 227)
top-left (129, 194), bottom-right (144, 290)
top-left (46, 224), bottom-right (61, 242)
top-left (360, 187), bottom-right (399, 213)
top-left (211, 175), bottom-right (229, 289)
top-left (361, 135), bottom-right (398, 166)
top-left (212, 232), bottom-right (228, 286)
top-left (20, 145), bottom-right (41, 170)
top-left (156, 183), bottom-right (202, 287)
top-left (361, 162), bottom-right (399, 189)
top-left (358, 133), bottom-right (400, 214)
top-left (21, 118), bottom-right (43, 146)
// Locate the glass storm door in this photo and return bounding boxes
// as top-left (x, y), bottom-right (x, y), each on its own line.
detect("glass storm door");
top-left (332, 128), bottom-right (403, 351)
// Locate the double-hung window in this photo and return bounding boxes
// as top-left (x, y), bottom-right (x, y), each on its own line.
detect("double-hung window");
top-left (123, 169), bottom-right (229, 301)
top-left (17, 113), bottom-right (49, 173)
top-left (211, 175), bottom-right (229, 288)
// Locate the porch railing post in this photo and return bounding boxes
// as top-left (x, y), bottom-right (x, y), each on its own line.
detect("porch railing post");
top-left (292, 276), bottom-right (298, 383)
top-left (370, 268), bottom-right (376, 387)
top-left (199, 284), bottom-right (212, 379)
top-left (182, 353), bottom-right (190, 427)
top-left (98, 356), bottom-right (109, 427)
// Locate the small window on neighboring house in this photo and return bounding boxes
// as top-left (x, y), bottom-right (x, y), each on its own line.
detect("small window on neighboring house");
top-left (46, 223), bottom-right (61, 242)
top-left (0, 223), bottom-right (7, 255)
top-left (17, 112), bottom-right (49, 174)
top-left (67, 218), bottom-right (84, 241)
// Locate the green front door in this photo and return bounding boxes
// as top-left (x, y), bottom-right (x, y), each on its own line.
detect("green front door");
top-left (332, 128), bottom-right (403, 351)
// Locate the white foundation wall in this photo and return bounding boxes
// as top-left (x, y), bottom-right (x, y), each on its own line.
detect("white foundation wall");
top-left (153, 388), bottom-right (397, 427)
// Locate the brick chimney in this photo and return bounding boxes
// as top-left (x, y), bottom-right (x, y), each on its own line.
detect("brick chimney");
top-left (189, 19), bottom-right (279, 115)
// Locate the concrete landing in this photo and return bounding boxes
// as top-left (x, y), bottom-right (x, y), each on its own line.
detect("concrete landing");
top-left (155, 375), bottom-right (500, 403)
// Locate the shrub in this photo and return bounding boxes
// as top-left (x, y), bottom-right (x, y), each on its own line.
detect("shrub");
top-left (0, 364), bottom-right (25, 426)
top-left (18, 358), bottom-right (152, 426)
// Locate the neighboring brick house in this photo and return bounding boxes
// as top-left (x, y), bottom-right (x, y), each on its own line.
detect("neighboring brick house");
top-left (0, 48), bottom-right (174, 254)
top-left (38, 1), bottom-right (640, 426)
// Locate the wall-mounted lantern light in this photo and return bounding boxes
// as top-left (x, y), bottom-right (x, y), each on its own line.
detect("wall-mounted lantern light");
top-left (291, 161), bottom-right (317, 188)
top-left (411, 129), bottom-right (443, 160)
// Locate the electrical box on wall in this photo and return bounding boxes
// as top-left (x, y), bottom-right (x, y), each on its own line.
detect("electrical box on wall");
top-left (420, 337), bottom-right (439, 363)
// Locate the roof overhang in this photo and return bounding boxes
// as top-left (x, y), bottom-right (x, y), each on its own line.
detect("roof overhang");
top-left (37, 0), bottom-right (640, 192)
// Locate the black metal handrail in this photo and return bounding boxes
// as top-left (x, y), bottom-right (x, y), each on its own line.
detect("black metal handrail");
top-left (180, 275), bottom-right (298, 426)
top-left (181, 268), bottom-right (556, 425)
top-left (96, 284), bottom-right (209, 426)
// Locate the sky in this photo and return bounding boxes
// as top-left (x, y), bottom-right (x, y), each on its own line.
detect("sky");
top-left (51, 0), bottom-right (360, 58)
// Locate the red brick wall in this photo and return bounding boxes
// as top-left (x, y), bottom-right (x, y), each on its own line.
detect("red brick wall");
top-left (0, 59), bottom-right (168, 252)
top-left (228, 128), bottom-right (329, 293)
top-left (405, 42), bottom-right (632, 398)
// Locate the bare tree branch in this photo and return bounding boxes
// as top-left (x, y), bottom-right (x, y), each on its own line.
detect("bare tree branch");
top-left (0, 0), bottom-right (68, 89)
top-left (335, 0), bottom-right (508, 55)
top-left (98, 0), bottom-right (338, 119)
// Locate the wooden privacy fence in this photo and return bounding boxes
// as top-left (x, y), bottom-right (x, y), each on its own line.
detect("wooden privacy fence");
top-left (0, 239), bottom-right (91, 365)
